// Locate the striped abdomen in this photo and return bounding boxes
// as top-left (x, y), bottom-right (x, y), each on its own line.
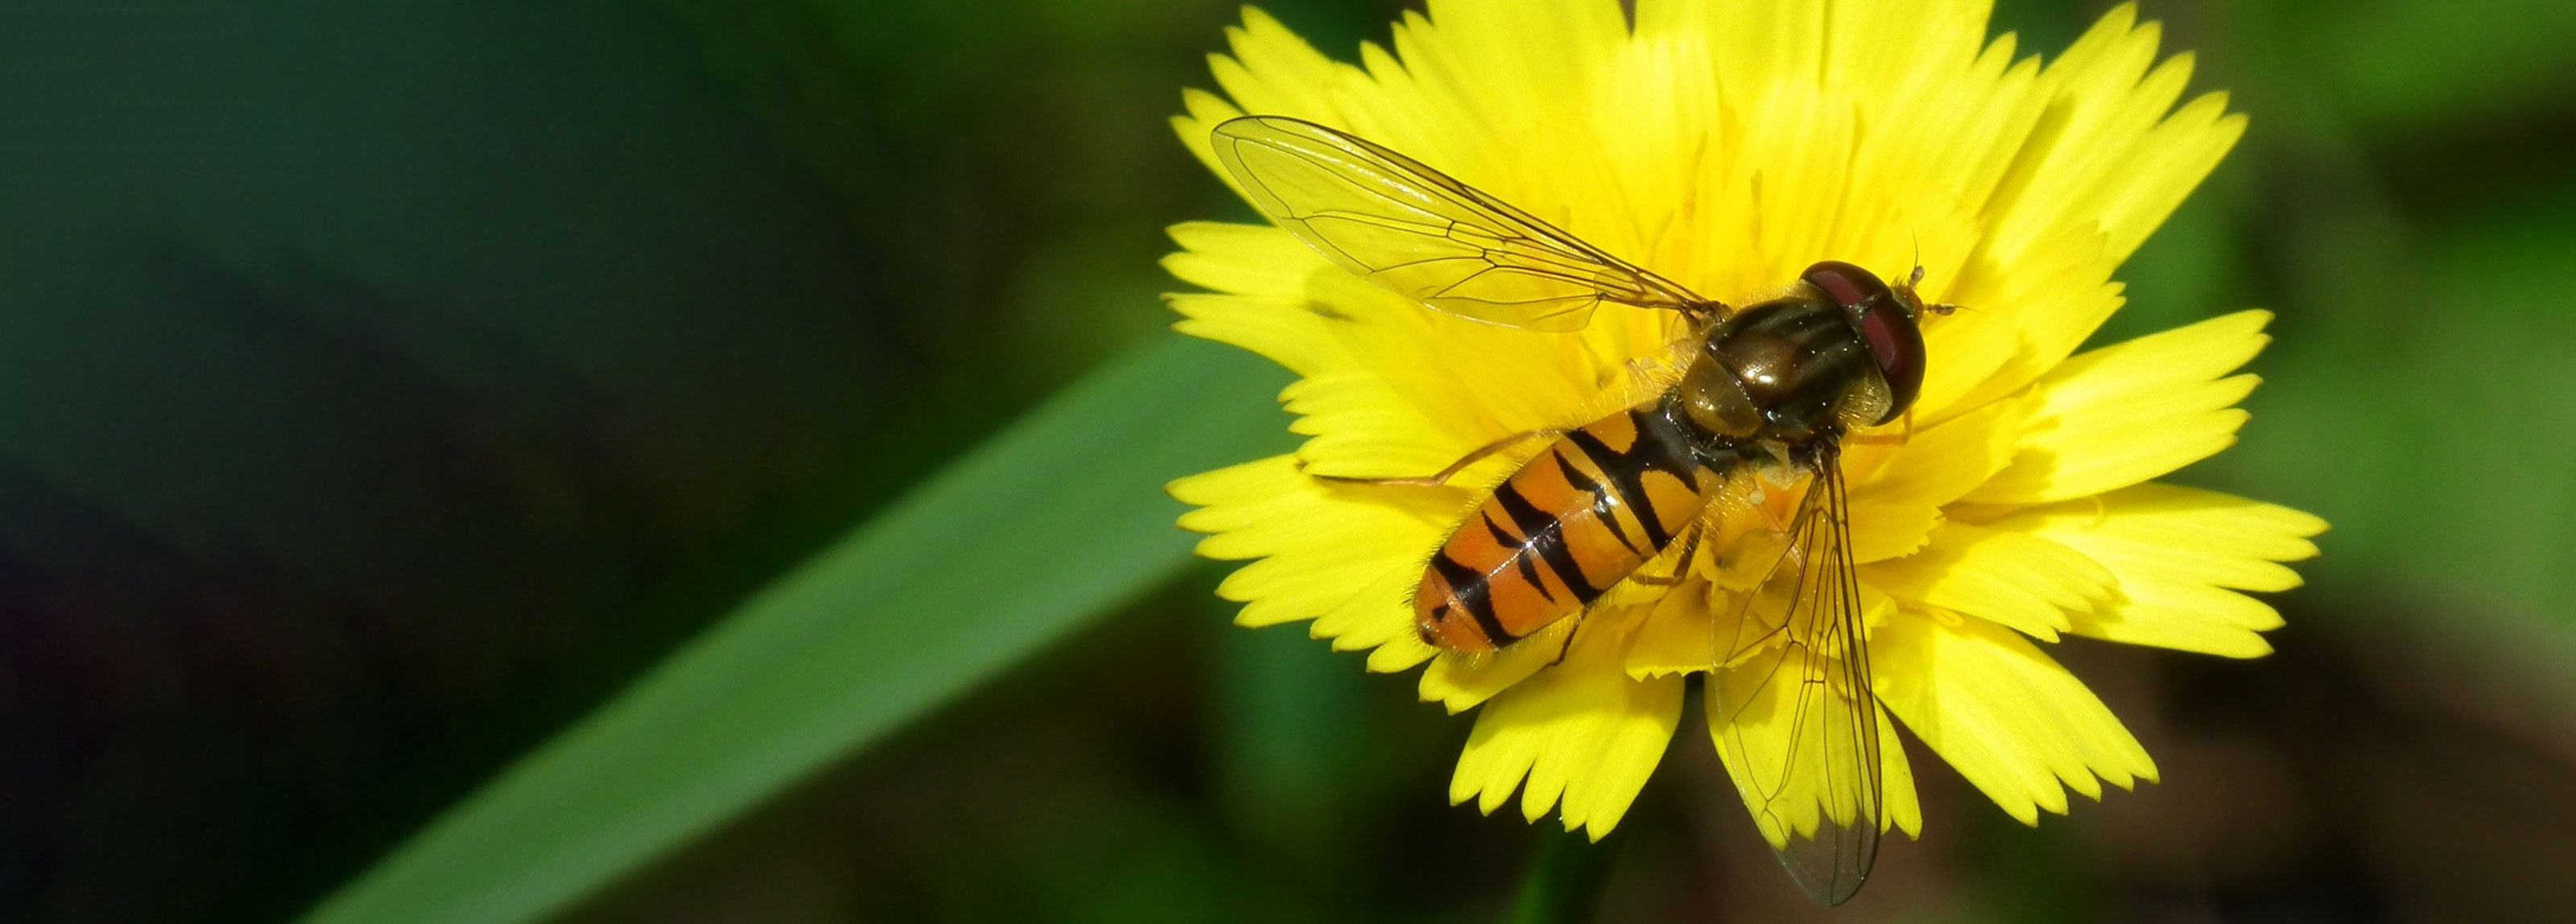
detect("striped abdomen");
top-left (1414, 403), bottom-right (1724, 653)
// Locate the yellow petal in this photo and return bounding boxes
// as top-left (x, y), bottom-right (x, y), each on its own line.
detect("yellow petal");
top-left (1885, 36), bottom-right (2050, 251)
top-left (1165, 221), bottom-right (1469, 336)
top-left (1162, 224), bottom-right (1351, 378)
top-left (1166, 291), bottom-right (1342, 382)
top-left (1162, 221), bottom-right (1331, 301)
top-left (1624, 580), bottom-right (1719, 680)
top-left (1171, 89), bottom-right (1250, 200)
top-left (1984, 484), bottom-right (2325, 658)
top-left (1914, 221), bottom-right (2123, 426)
top-left (1418, 0), bottom-right (1627, 117)
top-left (1981, 5), bottom-right (2248, 267)
top-left (1706, 647), bottom-right (1924, 849)
top-left (1282, 370), bottom-right (1488, 480)
top-left (1449, 622), bottom-right (1685, 839)
top-left (1377, 2), bottom-right (1629, 243)
top-left (1700, 581), bottom-right (1926, 849)
top-left (1916, 6), bottom-right (2247, 424)
top-left (1420, 596), bottom-right (1669, 712)
top-left (1366, 631), bottom-right (1439, 674)
top-left (1702, 0), bottom-right (1826, 114)
top-left (1820, 0), bottom-right (1994, 101)
top-left (1418, 618), bottom-right (1575, 713)
top-left (1860, 522), bottom-right (2115, 641)
top-left (1172, 457), bottom-right (1459, 650)
top-left (1308, 562), bottom-right (1433, 663)
top-left (1209, 8), bottom-right (1363, 126)
top-left (1880, 707), bottom-right (1922, 839)
top-left (1163, 224), bottom-right (1591, 478)
top-left (1872, 612), bottom-right (2157, 823)
top-left (1965, 310), bottom-right (2270, 505)
top-left (2093, 87), bottom-right (2243, 265)
top-left (1846, 394), bottom-right (2028, 562)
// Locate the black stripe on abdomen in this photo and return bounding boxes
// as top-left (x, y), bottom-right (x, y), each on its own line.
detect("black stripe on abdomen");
top-left (1554, 450), bottom-right (1642, 555)
top-left (1430, 551), bottom-right (1514, 642)
top-left (1491, 482), bottom-right (1601, 604)
top-left (1566, 410), bottom-right (1703, 551)
top-left (1484, 513), bottom-right (1556, 604)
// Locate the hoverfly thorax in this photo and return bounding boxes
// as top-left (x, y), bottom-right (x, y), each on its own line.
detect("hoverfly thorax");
top-left (1675, 259), bottom-right (1926, 447)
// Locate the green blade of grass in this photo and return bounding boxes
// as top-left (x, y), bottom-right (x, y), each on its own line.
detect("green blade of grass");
top-left (299, 334), bottom-right (1293, 924)
top-left (1505, 829), bottom-right (1620, 924)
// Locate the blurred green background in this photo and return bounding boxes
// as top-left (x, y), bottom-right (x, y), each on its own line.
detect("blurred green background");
top-left (3, 0), bottom-right (2573, 922)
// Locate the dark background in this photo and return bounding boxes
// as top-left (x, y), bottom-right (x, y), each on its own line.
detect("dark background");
top-left (4, 0), bottom-right (2574, 921)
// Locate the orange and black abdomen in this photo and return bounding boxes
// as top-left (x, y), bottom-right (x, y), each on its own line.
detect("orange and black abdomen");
top-left (1415, 402), bottom-right (1727, 653)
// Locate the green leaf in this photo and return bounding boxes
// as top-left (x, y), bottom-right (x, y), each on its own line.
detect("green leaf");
top-left (1505, 828), bottom-right (1620, 924)
top-left (2298, 0), bottom-right (2576, 133)
top-left (299, 334), bottom-right (1294, 924)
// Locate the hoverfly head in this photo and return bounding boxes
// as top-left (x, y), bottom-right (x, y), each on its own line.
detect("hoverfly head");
top-left (1800, 261), bottom-right (1926, 425)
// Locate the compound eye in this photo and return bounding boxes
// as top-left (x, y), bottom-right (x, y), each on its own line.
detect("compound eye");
top-left (1801, 261), bottom-right (1925, 423)
top-left (1852, 298), bottom-right (1925, 422)
top-left (1800, 260), bottom-right (1882, 311)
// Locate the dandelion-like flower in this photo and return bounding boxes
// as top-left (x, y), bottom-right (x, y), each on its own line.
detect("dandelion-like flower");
top-left (1165, 0), bottom-right (2326, 902)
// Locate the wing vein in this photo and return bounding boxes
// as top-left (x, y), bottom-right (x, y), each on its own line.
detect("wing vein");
top-left (1210, 116), bottom-right (1711, 332)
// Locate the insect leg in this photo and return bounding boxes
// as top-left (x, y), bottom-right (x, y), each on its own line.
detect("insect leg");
top-left (1542, 613), bottom-right (1586, 669)
top-left (1627, 524), bottom-right (1704, 587)
top-left (1305, 429), bottom-right (1559, 488)
top-left (1844, 409), bottom-right (1915, 447)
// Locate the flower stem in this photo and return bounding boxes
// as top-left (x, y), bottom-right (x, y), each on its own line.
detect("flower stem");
top-left (1505, 828), bottom-right (1620, 924)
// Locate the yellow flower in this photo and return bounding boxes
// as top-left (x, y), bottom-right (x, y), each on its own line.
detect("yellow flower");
top-left (1164, 0), bottom-right (2325, 872)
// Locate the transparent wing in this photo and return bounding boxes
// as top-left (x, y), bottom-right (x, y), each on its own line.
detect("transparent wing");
top-left (1707, 448), bottom-right (1885, 905)
top-left (1209, 115), bottom-right (1706, 332)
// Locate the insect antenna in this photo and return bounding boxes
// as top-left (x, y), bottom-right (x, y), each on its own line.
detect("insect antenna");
top-left (1907, 230), bottom-right (1923, 288)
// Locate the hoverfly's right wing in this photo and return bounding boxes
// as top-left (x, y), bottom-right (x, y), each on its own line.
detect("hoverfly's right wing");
top-left (1210, 116), bottom-right (1707, 332)
top-left (1708, 451), bottom-right (1888, 905)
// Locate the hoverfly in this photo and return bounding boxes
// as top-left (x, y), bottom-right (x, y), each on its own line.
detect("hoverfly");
top-left (1211, 115), bottom-right (1950, 905)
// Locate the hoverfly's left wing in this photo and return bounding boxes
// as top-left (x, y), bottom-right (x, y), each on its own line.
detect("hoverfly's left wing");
top-left (1211, 116), bottom-right (1706, 332)
top-left (1709, 451), bottom-right (1887, 905)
